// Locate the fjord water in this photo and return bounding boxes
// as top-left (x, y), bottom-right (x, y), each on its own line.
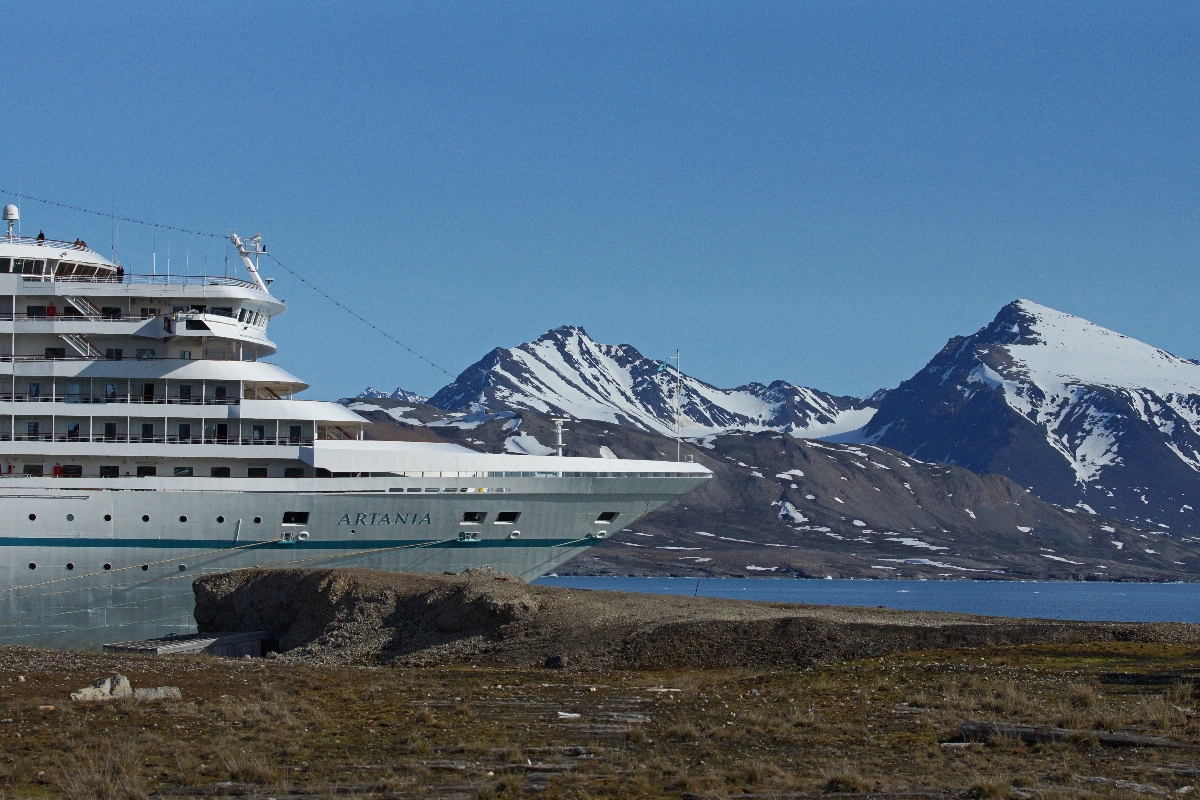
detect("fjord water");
top-left (533, 577), bottom-right (1200, 623)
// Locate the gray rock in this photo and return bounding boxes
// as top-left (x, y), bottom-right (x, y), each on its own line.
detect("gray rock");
top-left (133, 686), bottom-right (181, 701)
top-left (70, 674), bottom-right (132, 702)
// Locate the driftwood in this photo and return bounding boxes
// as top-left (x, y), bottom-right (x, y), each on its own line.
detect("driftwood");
top-left (960, 721), bottom-right (1192, 748)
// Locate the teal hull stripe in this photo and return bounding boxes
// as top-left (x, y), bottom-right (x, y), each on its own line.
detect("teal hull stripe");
top-left (0, 537), bottom-right (584, 549)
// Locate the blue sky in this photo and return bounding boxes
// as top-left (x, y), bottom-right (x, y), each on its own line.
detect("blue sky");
top-left (2, 2), bottom-right (1197, 399)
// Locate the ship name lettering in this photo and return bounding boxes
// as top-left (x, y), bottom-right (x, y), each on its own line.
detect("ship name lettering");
top-left (337, 513), bottom-right (432, 525)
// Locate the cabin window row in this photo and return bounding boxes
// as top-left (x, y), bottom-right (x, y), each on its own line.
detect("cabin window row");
top-left (19, 464), bottom-right (307, 478)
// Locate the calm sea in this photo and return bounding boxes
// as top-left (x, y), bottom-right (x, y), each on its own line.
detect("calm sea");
top-left (532, 577), bottom-right (1200, 623)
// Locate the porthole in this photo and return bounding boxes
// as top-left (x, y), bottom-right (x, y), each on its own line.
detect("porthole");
top-left (253, 516), bottom-right (261, 524)
top-left (66, 563), bottom-right (74, 571)
top-left (27, 563), bottom-right (35, 570)
top-left (178, 564), bottom-right (186, 571)
top-left (179, 515), bottom-right (187, 523)
top-left (66, 514), bottom-right (74, 522)
top-left (141, 564), bottom-right (148, 571)
top-left (217, 516), bottom-right (225, 523)
top-left (27, 514), bottom-right (35, 521)
top-left (104, 514), bottom-right (112, 522)
top-left (142, 515), bottom-right (150, 522)
top-left (103, 563), bottom-right (112, 571)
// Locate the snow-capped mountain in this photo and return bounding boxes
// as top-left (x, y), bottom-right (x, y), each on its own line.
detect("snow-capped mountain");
top-left (427, 326), bottom-right (877, 438)
top-left (357, 386), bottom-right (428, 403)
top-left (861, 299), bottom-right (1200, 532)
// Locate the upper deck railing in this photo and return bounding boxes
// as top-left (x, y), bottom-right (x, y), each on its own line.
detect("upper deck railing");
top-left (0, 235), bottom-right (99, 252)
top-left (23, 273), bottom-right (263, 291)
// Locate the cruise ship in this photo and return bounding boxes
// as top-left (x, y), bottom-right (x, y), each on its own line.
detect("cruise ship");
top-left (0, 208), bottom-right (711, 649)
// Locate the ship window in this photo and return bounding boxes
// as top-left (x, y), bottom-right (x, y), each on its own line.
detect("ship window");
top-left (178, 350), bottom-right (192, 360)
top-left (142, 384), bottom-right (154, 400)
top-left (137, 466), bottom-right (156, 477)
top-left (44, 347), bottom-right (65, 359)
top-left (248, 467), bottom-right (268, 478)
top-left (211, 467), bottom-right (230, 478)
top-left (62, 465), bottom-right (82, 477)
top-left (135, 349), bottom-right (155, 360)
top-left (23, 464), bottom-right (41, 476)
top-left (26, 422), bottom-right (39, 436)
top-left (289, 425), bottom-right (302, 443)
top-left (251, 425), bottom-right (265, 440)
top-left (101, 307), bottom-right (122, 319)
top-left (237, 308), bottom-right (246, 322)
top-left (461, 511), bottom-right (487, 524)
top-left (105, 349), bottom-right (123, 361)
top-left (282, 511), bottom-right (309, 525)
top-left (211, 307), bottom-right (233, 317)
top-left (141, 423), bottom-right (154, 440)
top-left (178, 424), bottom-right (191, 440)
top-left (99, 465), bottom-right (119, 478)
top-left (214, 386), bottom-right (227, 401)
top-left (254, 516), bottom-right (262, 523)
top-left (284, 468), bottom-right (305, 478)
top-left (27, 382), bottom-right (39, 398)
top-left (216, 516), bottom-right (225, 523)
top-left (178, 385), bottom-right (192, 400)
top-left (0, 258), bottom-right (9, 272)
top-left (26, 305), bottom-right (45, 317)
top-left (495, 512), bottom-right (521, 523)
top-left (595, 511), bottom-right (620, 523)
top-left (66, 422), bottom-right (80, 439)
top-left (140, 307), bottom-right (158, 318)
top-left (173, 467), bottom-right (193, 477)
top-left (185, 320), bottom-right (210, 331)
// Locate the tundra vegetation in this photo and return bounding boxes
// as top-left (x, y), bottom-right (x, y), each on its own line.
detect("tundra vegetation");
top-left (0, 641), bottom-right (1198, 798)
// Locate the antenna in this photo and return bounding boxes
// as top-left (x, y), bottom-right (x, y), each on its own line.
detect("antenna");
top-left (672, 350), bottom-right (682, 462)
top-left (551, 418), bottom-right (570, 457)
top-left (229, 232), bottom-right (269, 292)
top-left (152, 235), bottom-right (157, 276)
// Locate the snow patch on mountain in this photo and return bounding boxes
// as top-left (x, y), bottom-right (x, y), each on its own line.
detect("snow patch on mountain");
top-left (428, 325), bottom-right (877, 438)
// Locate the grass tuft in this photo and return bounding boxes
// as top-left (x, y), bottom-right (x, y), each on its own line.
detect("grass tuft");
top-left (822, 768), bottom-right (872, 793)
top-left (57, 742), bottom-right (147, 800)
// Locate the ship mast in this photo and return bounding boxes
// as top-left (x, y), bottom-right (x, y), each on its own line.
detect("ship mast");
top-left (230, 232), bottom-right (269, 292)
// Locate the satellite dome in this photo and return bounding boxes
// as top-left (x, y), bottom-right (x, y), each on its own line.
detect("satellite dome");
top-left (2, 205), bottom-right (18, 221)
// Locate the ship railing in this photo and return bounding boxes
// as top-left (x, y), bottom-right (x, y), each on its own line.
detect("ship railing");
top-left (23, 274), bottom-right (263, 291)
top-left (2, 311), bottom-right (174, 321)
top-left (4, 433), bottom-right (314, 446)
top-left (0, 354), bottom-right (270, 363)
top-left (2, 235), bottom-right (98, 251)
top-left (0, 394), bottom-right (241, 405)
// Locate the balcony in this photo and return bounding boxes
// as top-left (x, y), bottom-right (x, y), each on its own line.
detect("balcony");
top-left (0, 393), bottom-right (240, 405)
top-left (5, 433), bottom-right (314, 446)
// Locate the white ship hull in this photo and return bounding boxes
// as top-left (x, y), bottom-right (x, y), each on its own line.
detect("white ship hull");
top-left (0, 473), bottom-right (705, 648)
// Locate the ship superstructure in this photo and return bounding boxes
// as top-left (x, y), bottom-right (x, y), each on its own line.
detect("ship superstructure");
top-left (0, 210), bottom-right (711, 648)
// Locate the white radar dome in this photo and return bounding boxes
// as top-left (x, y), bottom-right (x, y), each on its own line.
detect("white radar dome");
top-left (2, 205), bottom-right (18, 221)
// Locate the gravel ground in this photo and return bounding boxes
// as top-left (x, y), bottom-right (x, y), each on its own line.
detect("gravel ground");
top-left (193, 567), bottom-right (1200, 670)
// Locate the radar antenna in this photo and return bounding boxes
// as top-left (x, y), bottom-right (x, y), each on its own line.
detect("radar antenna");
top-left (230, 232), bottom-right (269, 292)
top-left (551, 418), bottom-right (570, 458)
top-left (3, 204), bottom-right (18, 242)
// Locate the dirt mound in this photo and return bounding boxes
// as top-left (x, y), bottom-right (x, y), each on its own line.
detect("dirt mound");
top-left (193, 568), bottom-right (1200, 670)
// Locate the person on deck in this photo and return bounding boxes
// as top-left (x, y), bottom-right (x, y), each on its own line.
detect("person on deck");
top-left (36, 230), bottom-right (44, 243)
